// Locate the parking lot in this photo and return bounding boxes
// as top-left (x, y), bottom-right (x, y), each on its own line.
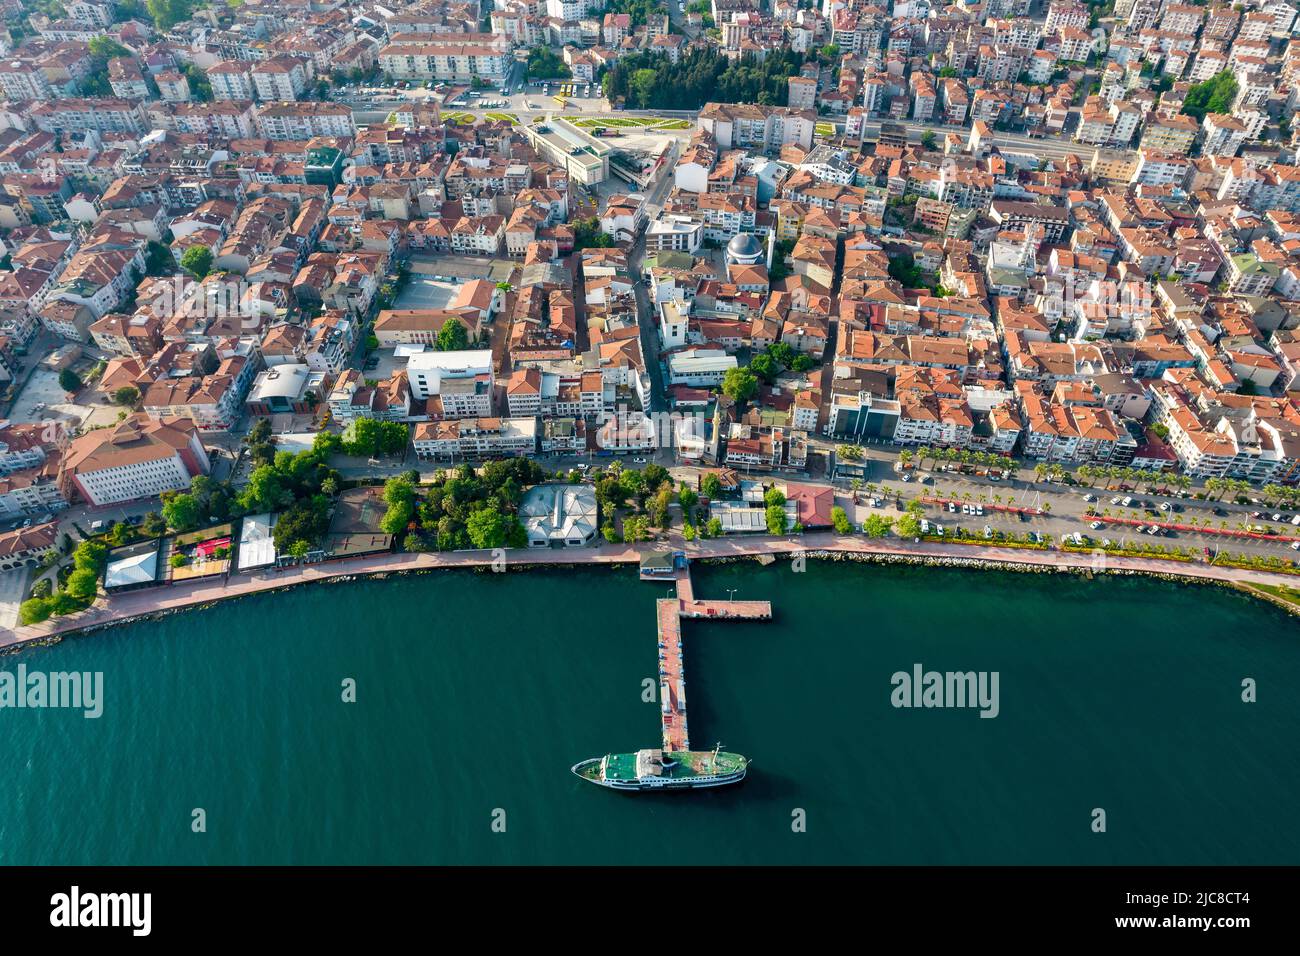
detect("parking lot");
top-left (408, 254), bottom-right (515, 284)
top-left (393, 276), bottom-right (460, 310)
top-left (7, 363), bottom-right (120, 438)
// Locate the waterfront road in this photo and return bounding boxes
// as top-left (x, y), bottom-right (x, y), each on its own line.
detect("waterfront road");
top-left (4, 532), bottom-right (1297, 652)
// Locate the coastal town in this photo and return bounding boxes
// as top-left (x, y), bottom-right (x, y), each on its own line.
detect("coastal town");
top-left (4, 0), bottom-right (1300, 640)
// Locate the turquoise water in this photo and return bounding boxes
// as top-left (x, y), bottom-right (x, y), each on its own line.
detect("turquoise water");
top-left (0, 562), bottom-right (1296, 864)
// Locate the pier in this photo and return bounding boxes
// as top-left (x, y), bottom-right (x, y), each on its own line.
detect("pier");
top-left (649, 556), bottom-right (772, 752)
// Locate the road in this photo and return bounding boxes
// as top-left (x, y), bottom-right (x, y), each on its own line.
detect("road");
top-left (627, 137), bottom-right (680, 428)
top-left (342, 90), bottom-right (1098, 165)
top-left (819, 444), bottom-right (1300, 564)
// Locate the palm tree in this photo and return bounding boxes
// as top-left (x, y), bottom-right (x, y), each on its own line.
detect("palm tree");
top-left (916, 445), bottom-right (932, 469)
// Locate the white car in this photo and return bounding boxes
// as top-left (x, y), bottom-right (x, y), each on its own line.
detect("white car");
top-left (1090, 521), bottom-right (1103, 530)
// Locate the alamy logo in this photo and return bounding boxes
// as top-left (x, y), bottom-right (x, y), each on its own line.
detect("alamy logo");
top-left (0, 665), bottom-right (103, 718)
top-left (150, 275), bottom-right (266, 326)
top-left (50, 886), bottom-right (151, 936)
top-left (891, 663), bottom-right (1000, 718)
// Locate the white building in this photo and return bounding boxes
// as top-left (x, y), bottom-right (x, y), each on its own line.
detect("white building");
top-left (405, 349), bottom-right (494, 406)
top-left (668, 348), bottom-right (738, 387)
top-left (60, 415), bottom-right (211, 507)
top-left (519, 483), bottom-right (598, 547)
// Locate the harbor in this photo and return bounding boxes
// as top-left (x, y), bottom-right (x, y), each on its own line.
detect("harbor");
top-left (571, 552), bottom-right (771, 791)
top-left (651, 553), bottom-right (772, 753)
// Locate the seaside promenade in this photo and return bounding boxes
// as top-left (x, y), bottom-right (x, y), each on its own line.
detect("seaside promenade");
top-left (2, 533), bottom-right (1298, 651)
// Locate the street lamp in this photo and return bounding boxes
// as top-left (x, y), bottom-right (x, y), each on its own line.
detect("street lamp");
top-left (726, 588), bottom-right (737, 602)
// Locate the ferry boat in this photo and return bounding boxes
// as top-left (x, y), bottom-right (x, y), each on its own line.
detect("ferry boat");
top-left (571, 745), bottom-right (747, 791)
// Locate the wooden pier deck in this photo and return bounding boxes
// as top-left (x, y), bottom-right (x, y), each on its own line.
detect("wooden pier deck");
top-left (654, 562), bottom-right (772, 753)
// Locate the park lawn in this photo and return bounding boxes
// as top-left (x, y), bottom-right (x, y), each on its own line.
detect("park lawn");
top-left (1248, 584), bottom-right (1300, 607)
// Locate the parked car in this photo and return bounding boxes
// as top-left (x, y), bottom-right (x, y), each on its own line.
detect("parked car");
top-left (1090, 521), bottom-right (1103, 530)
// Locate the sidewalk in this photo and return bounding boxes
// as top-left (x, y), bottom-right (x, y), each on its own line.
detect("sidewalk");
top-left (2, 532), bottom-right (1297, 652)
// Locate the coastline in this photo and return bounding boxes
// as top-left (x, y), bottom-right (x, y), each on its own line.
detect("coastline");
top-left (3, 532), bottom-right (1298, 653)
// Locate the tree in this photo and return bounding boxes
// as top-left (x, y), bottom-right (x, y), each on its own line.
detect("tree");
top-left (862, 514), bottom-right (894, 537)
top-left (1181, 71), bottom-right (1238, 121)
top-left (749, 352), bottom-right (779, 382)
top-left (162, 493), bottom-right (201, 531)
top-left (920, 131), bottom-right (937, 150)
top-left (765, 503), bottom-right (788, 535)
top-left (705, 517), bottom-right (723, 538)
top-left (622, 515), bottom-right (650, 542)
top-left (113, 385), bottom-right (140, 406)
top-left (572, 217), bottom-right (614, 251)
top-left (143, 240), bottom-right (173, 277)
top-left (146, 0), bottom-right (194, 31)
top-left (140, 512), bottom-right (167, 537)
top-left (701, 473), bottom-right (722, 499)
top-left (764, 486), bottom-right (786, 508)
top-left (831, 506), bottom-right (852, 534)
top-left (239, 464), bottom-right (290, 514)
top-left (180, 245), bottom-right (213, 279)
top-left (65, 568), bottom-right (99, 600)
top-left (721, 366), bottom-right (758, 403)
top-left (19, 598), bottom-right (53, 625)
top-left (896, 512), bottom-right (922, 538)
top-left (59, 368), bottom-right (82, 393)
top-left (466, 508), bottom-right (510, 549)
top-left (526, 46), bottom-right (572, 79)
top-left (887, 252), bottom-right (926, 288)
top-left (88, 37), bottom-right (131, 60)
top-left (436, 317), bottom-right (470, 351)
top-left (380, 500), bottom-right (415, 535)
top-left (677, 484), bottom-right (698, 514)
top-left (602, 46), bottom-right (806, 112)
top-left (378, 422), bottom-right (409, 455)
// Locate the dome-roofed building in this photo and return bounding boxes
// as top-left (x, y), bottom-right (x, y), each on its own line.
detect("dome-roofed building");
top-left (725, 232), bottom-right (765, 266)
